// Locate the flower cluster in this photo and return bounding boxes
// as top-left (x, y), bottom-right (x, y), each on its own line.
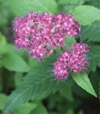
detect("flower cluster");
top-left (13, 12), bottom-right (81, 60)
top-left (53, 50), bottom-right (71, 79)
top-left (13, 12), bottom-right (89, 80)
top-left (53, 43), bottom-right (89, 80)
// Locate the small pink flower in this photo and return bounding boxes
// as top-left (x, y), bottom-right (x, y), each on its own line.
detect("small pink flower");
top-left (72, 43), bottom-right (89, 54)
top-left (15, 37), bottom-right (29, 49)
top-left (53, 60), bottom-right (69, 80)
top-left (53, 13), bottom-right (81, 36)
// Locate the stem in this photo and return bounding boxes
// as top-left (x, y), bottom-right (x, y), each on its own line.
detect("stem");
top-left (75, 34), bottom-right (82, 43)
top-left (61, 47), bottom-right (64, 52)
top-left (79, 34), bottom-right (82, 42)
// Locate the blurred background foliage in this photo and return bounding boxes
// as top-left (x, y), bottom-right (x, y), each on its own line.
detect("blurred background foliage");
top-left (0, 0), bottom-right (100, 114)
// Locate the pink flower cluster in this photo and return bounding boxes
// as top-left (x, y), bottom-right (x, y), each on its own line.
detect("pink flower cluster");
top-left (13, 12), bottom-right (81, 60)
top-left (53, 43), bottom-right (89, 80)
top-left (13, 12), bottom-right (89, 80)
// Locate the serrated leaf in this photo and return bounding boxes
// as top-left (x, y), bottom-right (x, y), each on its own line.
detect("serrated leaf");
top-left (57, 0), bottom-right (87, 13)
top-left (3, 53), bottom-right (30, 72)
top-left (69, 5), bottom-right (100, 25)
top-left (13, 103), bottom-right (37, 114)
top-left (81, 21), bottom-right (100, 42)
top-left (0, 94), bottom-right (7, 110)
top-left (88, 46), bottom-right (100, 71)
top-left (8, 0), bottom-right (58, 16)
top-left (72, 72), bottom-right (97, 97)
top-left (3, 55), bottom-right (70, 114)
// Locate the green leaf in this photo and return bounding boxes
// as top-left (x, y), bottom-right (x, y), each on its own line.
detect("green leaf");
top-left (24, 0), bottom-right (58, 14)
top-left (13, 103), bottom-right (37, 114)
top-left (30, 102), bottom-right (48, 114)
top-left (0, 44), bottom-right (14, 55)
top-left (57, 0), bottom-right (87, 13)
top-left (8, 0), bottom-right (58, 16)
top-left (89, 71), bottom-right (99, 96)
top-left (0, 94), bottom-right (7, 110)
top-left (8, 0), bottom-right (28, 16)
top-left (15, 49), bottom-right (29, 61)
top-left (81, 21), bottom-right (100, 42)
top-left (72, 72), bottom-right (97, 97)
top-left (28, 58), bottom-right (38, 70)
top-left (89, 0), bottom-right (100, 9)
top-left (0, 32), bottom-right (7, 47)
top-left (0, 1), bottom-right (12, 29)
top-left (57, 0), bottom-right (88, 5)
top-left (3, 53), bottom-right (30, 72)
top-left (72, 82), bottom-right (90, 98)
top-left (0, 59), bottom-right (3, 68)
top-left (3, 55), bottom-right (69, 114)
top-left (66, 109), bottom-right (74, 114)
top-left (60, 84), bottom-right (73, 101)
top-left (69, 5), bottom-right (100, 25)
top-left (88, 46), bottom-right (100, 71)
top-left (14, 72), bottom-right (23, 87)
top-left (58, 0), bottom-right (79, 5)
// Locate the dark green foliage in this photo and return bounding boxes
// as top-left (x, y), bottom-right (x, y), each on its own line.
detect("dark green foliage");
top-left (3, 55), bottom-right (66, 114)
